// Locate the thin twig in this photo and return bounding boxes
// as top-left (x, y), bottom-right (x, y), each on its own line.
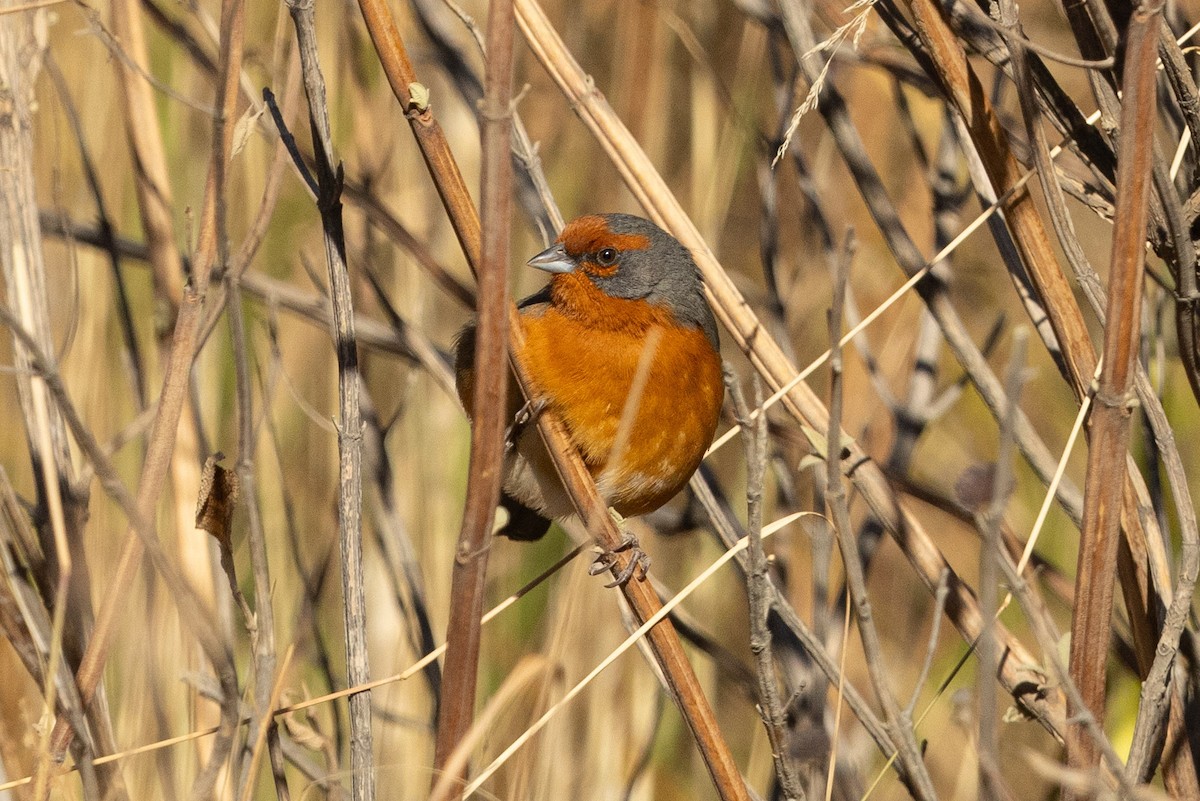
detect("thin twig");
top-left (905, 569), bottom-right (949, 719)
top-left (977, 329), bottom-right (1028, 801)
top-left (728, 371), bottom-right (803, 801)
top-left (283, 1), bottom-right (373, 799)
top-left (823, 233), bottom-right (936, 801)
top-left (227, 210), bottom-right (282, 801)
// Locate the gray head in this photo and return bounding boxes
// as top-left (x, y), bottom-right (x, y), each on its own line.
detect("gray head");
top-left (527, 213), bottom-right (719, 349)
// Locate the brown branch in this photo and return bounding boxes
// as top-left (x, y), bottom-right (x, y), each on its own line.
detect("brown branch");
top-left (1067, 3), bottom-right (1160, 785)
top-left (431, 0), bottom-right (514, 792)
top-left (339, 178), bottom-right (476, 310)
top-left (354, 0), bottom-right (482, 271)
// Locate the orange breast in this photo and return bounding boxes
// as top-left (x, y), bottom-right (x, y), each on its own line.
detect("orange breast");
top-left (518, 288), bottom-right (723, 516)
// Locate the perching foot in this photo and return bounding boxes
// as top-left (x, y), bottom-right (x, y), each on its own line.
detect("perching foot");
top-left (589, 531), bottom-right (651, 588)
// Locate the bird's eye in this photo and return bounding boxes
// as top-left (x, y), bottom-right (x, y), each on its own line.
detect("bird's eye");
top-left (596, 248), bottom-right (618, 267)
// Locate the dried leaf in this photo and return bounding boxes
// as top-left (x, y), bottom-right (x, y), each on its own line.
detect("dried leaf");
top-left (196, 453), bottom-right (239, 548)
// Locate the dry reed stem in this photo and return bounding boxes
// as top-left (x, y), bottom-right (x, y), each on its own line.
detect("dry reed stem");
top-left (354, 0), bottom-right (482, 270)
top-left (228, 219), bottom-right (282, 799)
top-left (514, 0), bottom-right (1066, 739)
top-left (998, 5), bottom-right (1190, 758)
top-left (212, 2), bottom-right (281, 797)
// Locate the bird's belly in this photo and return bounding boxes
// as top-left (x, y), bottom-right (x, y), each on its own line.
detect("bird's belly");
top-left (518, 312), bottom-right (723, 517)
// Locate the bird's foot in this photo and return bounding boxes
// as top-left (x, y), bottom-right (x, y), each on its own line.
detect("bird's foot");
top-left (589, 529), bottom-right (651, 588)
top-left (505, 398), bottom-right (546, 452)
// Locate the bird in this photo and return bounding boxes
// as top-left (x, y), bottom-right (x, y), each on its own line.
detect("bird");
top-left (454, 213), bottom-right (724, 559)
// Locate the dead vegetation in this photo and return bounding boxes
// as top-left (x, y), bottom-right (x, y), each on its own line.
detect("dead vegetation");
top-left (2, 0), bottom-right (1199, 798)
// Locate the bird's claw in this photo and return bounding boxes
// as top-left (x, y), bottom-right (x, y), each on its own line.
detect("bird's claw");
top-left (505, 398), bottom-right (547, 452)
top-left (589, 532), bottom-right (651, 587)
